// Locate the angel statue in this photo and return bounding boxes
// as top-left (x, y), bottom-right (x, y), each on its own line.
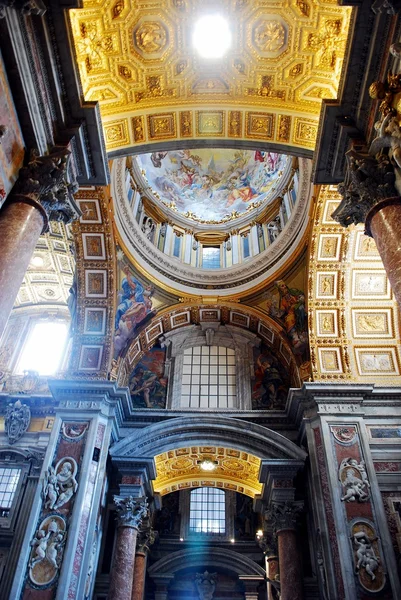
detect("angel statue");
top-left (339, 458), bottom-right (370, 503)
top-left (370, 113), bottom-right (401, 168)
top-left (30, 519), bottom-right (66, 572)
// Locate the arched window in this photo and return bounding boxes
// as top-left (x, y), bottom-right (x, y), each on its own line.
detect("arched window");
top-left (189, 488), bottom-right (226, 536)
top-left (181, 346), bottom-right (237, 409)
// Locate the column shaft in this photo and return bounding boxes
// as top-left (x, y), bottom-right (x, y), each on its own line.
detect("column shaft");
top-left (131, 552), bottom-right (147, 600)
top-left (0, 198), bottom-right (45, 337)
top-left (109, 526), bottom-right (138, 600)
top-left (266, 555), bottom-right (279, 600)
top-left (277, 529), bottom-right (303, 600)
top-left (367, 198), bottom-right (401, 308)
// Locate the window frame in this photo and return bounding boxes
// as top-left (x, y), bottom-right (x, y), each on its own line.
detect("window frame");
top-left (179, 488), bottom-right (235, 541)
top-left (0, 461), bottom-right (29, 530)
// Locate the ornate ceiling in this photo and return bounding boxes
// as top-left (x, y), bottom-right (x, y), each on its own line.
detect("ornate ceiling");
top-left (69, 0), bottom-right (353, 155)
top-left (154, 446), bottom-right (262, 497)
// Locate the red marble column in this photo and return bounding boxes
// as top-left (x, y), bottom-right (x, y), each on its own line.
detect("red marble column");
top-left (131, 552), bottom-right (147, 600)
top-left (109, 526), bottom-right (138, 600)
top-left (108, 497), bottom-right (148, 600)
top-left (266, 555), bottom-right (279, 600)
top-left (366, 198), bottom-right (401, 308)
top-left (0, 197), bottom-right (47, 337)
top-left (277, 528), bottom-right (303, 600)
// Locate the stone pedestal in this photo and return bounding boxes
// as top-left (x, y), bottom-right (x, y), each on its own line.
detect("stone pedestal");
top-left (366, 197), bottom-right (401, 307)
top-left (108, 496), bottom-right (148, 600)
top-left (0, 198), bottom-right (46, 336)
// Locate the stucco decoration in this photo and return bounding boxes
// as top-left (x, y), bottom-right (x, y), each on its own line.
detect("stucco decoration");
top-left (43, 457), bottom-right (79, 510)
top-left (28, 515), bottom-right (67, 587)
top-left (351, 522), bottom-right (385, 592)
top-left (135, 149), bottom-right (288, 224)
top-left (4, 399), bottom-right (31, 444)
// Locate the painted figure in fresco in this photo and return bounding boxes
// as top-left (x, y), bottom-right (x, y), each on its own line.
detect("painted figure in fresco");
top-left (129, 366), bottom-right (167, 408)
top-left (267, 280), bottom-right (308, 355)
top-left (114, 266), bottom-right (154, 358)
top-left (252, 349), bottom-right (289, 409)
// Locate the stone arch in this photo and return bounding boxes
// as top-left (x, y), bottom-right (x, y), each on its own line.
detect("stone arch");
top-left (110, 415), bottom-right (307, 461)
top-left (148, 547), bottom-right (266, 578)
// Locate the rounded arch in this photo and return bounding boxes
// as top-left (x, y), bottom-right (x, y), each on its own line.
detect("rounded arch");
top-left (110, 415), bottom-right (307, 461)
top-left (148, 547), bottom-right (266, 578)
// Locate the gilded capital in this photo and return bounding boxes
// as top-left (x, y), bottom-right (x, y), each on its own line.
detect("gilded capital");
top-left (113, 495), bottom-right (149, 529)
top-left (332, 149), bottom-right (398, 231)
top-left (12, 148), bottom-right (80, 229)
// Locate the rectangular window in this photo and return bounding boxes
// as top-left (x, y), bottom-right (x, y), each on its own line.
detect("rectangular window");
top-left (181, 346), bottom-right (236, 409)
top-left (0, 468), bottom-right (21, 517)
top-left (202, 246), bottom-right (220, 269)
top-left (189, 487), bottom-right (226, 535)
top-left (242, 236), bottom-right (250, 258)
top-left (173, 235), bottom-right (182, 258)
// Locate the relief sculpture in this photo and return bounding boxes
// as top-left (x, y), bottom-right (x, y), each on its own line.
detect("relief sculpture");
top-left (339, 458), bottom-right (370, 502)
top-left (29, 515), bottom-right (67, 586)
top-left (43, 457), bottom-right (78, 510)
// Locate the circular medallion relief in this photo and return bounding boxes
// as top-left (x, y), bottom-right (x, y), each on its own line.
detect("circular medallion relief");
top-left (134, 20), bottom-right (168, 55)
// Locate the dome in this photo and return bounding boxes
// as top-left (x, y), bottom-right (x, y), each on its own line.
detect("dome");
top-left (134, 149), bottom-right (290, 225)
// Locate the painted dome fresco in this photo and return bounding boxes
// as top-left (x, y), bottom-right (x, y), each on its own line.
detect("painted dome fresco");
top-left (135, 149), bottom-right (290, 224)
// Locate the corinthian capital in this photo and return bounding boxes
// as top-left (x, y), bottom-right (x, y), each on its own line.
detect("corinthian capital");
top-left (332, 149), bottom-right (397, 230)
top-left (0, 1), bottom-right (46, 18)
top-left (13, 148), bottom-right (80, 228)
top-left (256, 531), bottom-right (278, 557)
top-left (137, 523), bottom-right (157, 553)
top-left (267, 501), bottom-right (303, 534)
top-left (113, 496), bottom-right (149, 529)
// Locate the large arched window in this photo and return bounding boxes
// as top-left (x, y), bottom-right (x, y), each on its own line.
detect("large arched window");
top-left (181, 346), bottom-right (237, 409)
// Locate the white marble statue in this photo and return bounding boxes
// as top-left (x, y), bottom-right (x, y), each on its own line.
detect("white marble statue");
top-left (370, 113), bottom-right (401, 168)
top-left (339, 458), bottom-right (370, 502)
top-left (353, 531), bottom-right (380, 581)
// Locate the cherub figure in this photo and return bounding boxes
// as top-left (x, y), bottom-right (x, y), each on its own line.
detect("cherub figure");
top-left (339, 458), bottom-right (370, 502)
top-left (30, 529), bottom-right (51, 568)
top-left (354, 532), bottom-right (380, 581)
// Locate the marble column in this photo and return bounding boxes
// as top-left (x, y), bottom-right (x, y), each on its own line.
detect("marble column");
top-left (108, 496), bottom-right (148, 600)
top-left (269, 502), bottom-right (303, 600)
top-left (333, 149), bottom-right (401, 308)
top-left (0, 149), bottom-right (79, 338)
top-left (366, 198), bottom-right (401, 307)
top-left (131, 522), bottom-right (156, 600)
top-left (257, 532), bottom-right (279, 600)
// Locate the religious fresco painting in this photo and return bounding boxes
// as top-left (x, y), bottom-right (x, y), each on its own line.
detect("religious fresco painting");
top-left (135, 149), bottom-right (289, 223)
top-left (266, 279), bottom-right (309, 357)
top-left (114, 250), bottom-right (156, 359)
top-left (128, 345), bottom-right (167, 409)
top-left (252, 343), bottom-right (290, 410)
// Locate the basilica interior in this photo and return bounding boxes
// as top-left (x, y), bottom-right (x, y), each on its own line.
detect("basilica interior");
top-left (0, 1), bottom-right (401, 599)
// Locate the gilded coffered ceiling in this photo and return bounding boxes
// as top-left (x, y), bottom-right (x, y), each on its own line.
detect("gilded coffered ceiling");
top-left (69, 0), bottom-right (353, 154)
top-left (154, 446), bottom-right (263, 497)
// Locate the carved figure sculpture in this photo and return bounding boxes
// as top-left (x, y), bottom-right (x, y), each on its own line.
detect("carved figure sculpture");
top-left (195, 571), bottom-right (217, 600)
top-left (339, 458), bottom-right (370, 502)
top-left (4, 400), bottom-right (31, 444)
top-left (43, 458), bottom-right (78, 510)
top-left (370, 113), bottom-right (401, 168)
top-left (353, 531), bottom-right (380, 581)
top-left (30, 519), bottom-right (65, 572)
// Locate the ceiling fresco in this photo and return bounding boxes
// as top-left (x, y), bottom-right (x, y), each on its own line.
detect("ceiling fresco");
top-left (135, 148), bottom-right (288, 223)
top-left (69, 0), bottom-right (353, 154)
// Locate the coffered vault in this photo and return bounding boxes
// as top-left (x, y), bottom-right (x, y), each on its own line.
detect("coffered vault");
top-left (69, 0), bottom-right (353, 155)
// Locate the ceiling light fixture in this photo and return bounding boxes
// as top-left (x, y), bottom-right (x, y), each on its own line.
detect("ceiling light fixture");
top-left (193, 15), bottom-right (232, 59)
top-left (199, 459), bottom-right (217, 471)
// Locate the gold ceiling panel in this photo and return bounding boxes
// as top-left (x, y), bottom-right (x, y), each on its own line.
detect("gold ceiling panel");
top-left (308, 185), bottom-right (401, 385)
top-left (69, 0), bottom-right (352, 153)
top-left (154, 446), bottom-right (262, 498)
